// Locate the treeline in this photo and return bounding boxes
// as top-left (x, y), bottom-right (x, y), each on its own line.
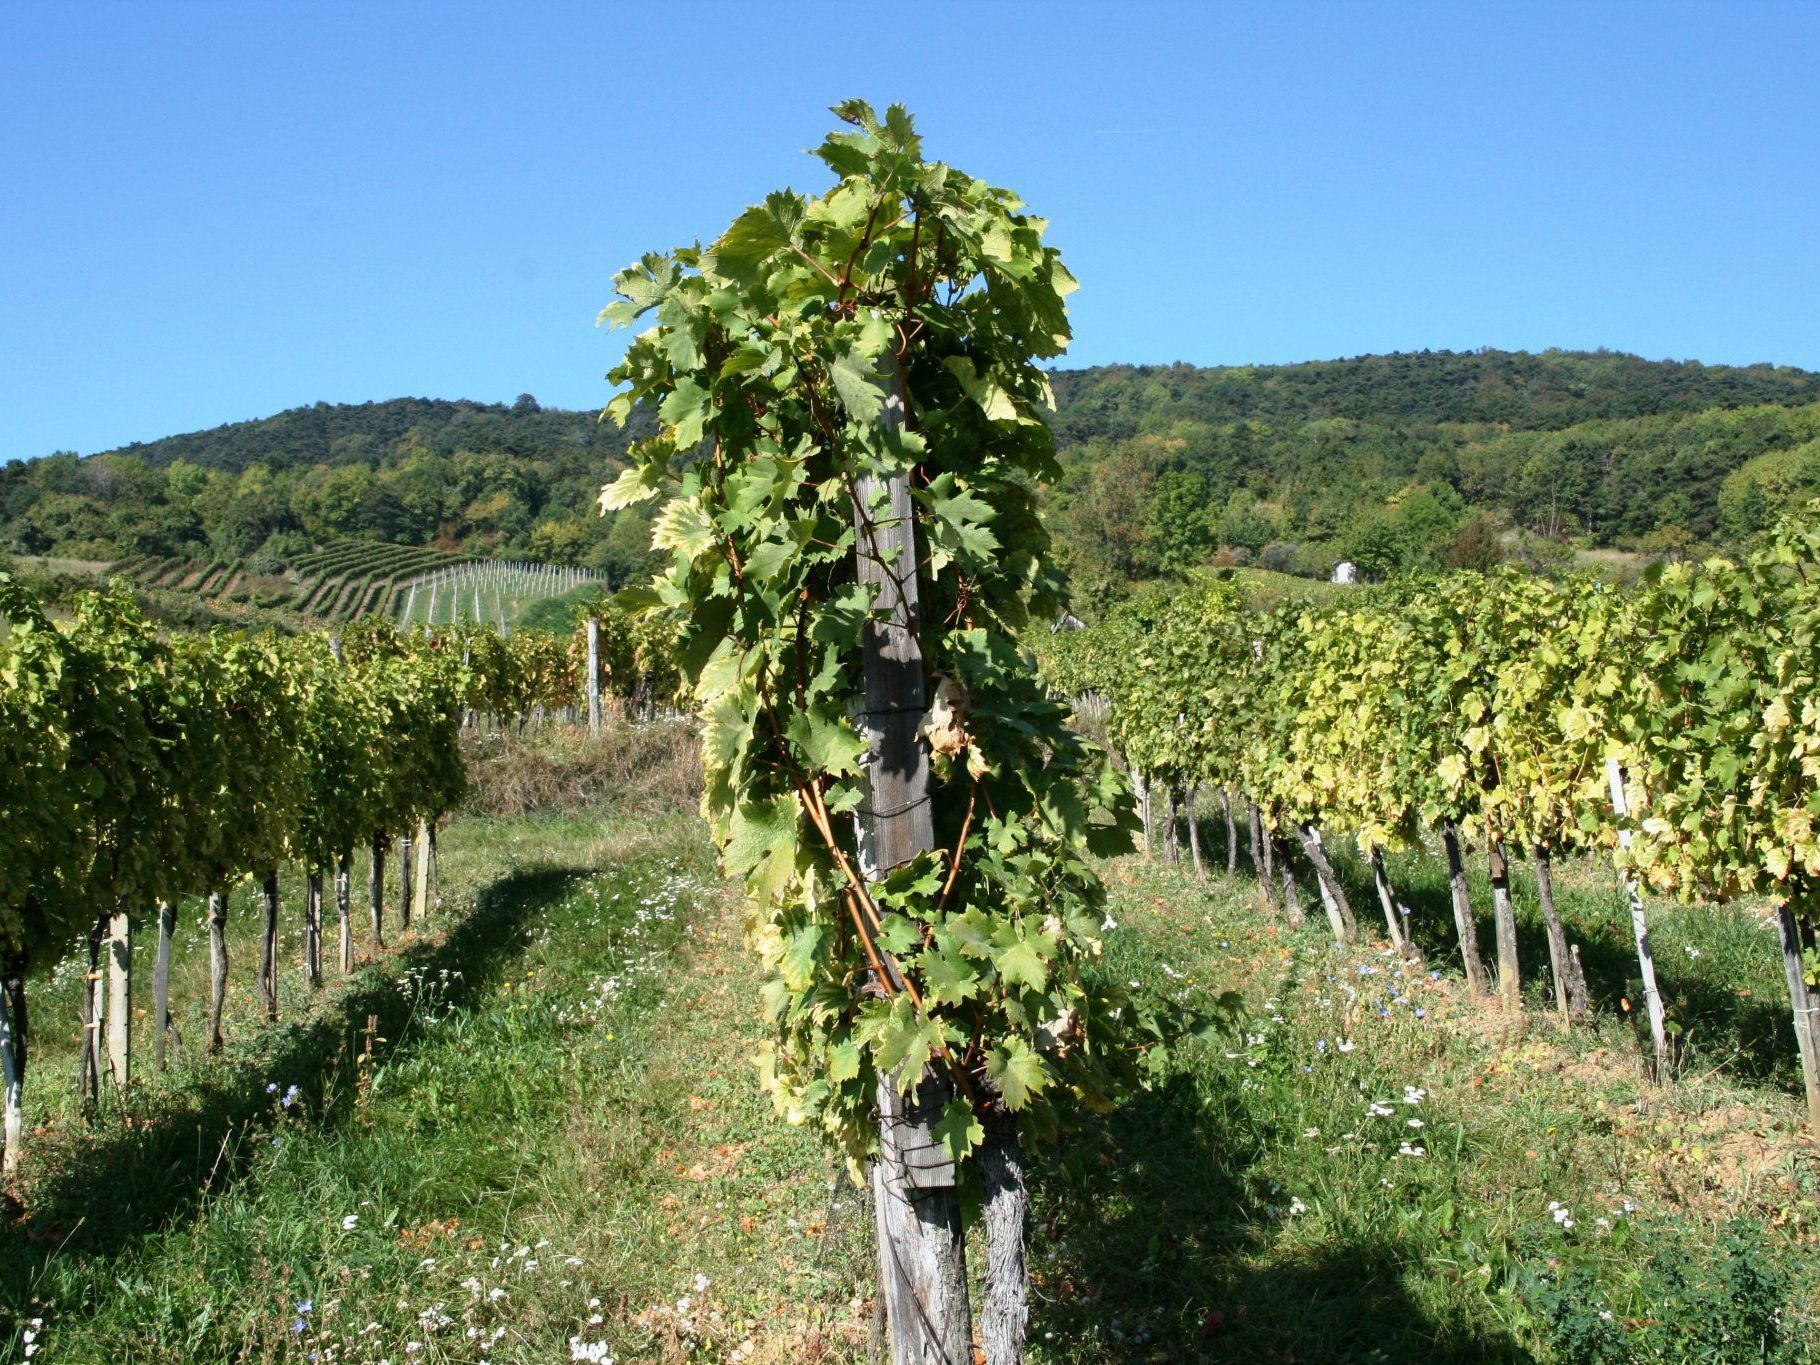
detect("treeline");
top-left (1035, 508), bottom-right (1820, 1129)
top-left (0, 396), bottom-right (663, 582)
top-left (8, 351), bottom-right (1820, 605)
top-left (0, 575), bottom-right (674, 1171)
top-left (1050, 392), bottom-right (1820, 608)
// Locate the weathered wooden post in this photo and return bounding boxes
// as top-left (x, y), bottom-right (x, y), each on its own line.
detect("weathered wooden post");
top-left (413, 821), bottom-right (432, 921)
top-left (259, 870), bottom-right (280, 1022)
top-left (304, 872), bottom-right (324, 987)
top-left (1487, 842), bottom-right (1521, 1009)
top-left (0, 972), bottom-right (21, 1172)
top-left (1607, 759), bottom-right (1670, 1077)
top-left (399, 831), bottom-right (414, 932)
top-left (206, 891), bottom-right (229, 1052)
top-left (586, 615), bottom-right (602, 735)
top-left (105, 907), bottom-right (131, 1092)
top-left (153, 900), bottom-right (177, 1067)
top-left (336, 855), bottom-right (353, 973)
top-left (1441, 821), bottom-right (1490, 995)
top-left (369, 835), bottom-right (387, 948)
top-left (855, 363), bottom-right (972, 1365)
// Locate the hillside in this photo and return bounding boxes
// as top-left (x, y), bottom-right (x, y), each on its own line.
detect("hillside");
top-left (6, 350), bottom-right (1820, 606)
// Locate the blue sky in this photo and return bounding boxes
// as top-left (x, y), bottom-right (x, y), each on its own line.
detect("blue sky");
top-left (4, 1), bottom-right (1817, 459)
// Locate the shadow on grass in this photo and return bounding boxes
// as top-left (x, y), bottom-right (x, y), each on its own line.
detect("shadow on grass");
top-left (0, 865), bottom-right (583, 1281)
top-left (1321, 845), bottom-right (1799, 1094)
top-left (1029, 1073), bottom-right (1524, 1362)
top-left (1181, 813), bottom-right (1801, 1099)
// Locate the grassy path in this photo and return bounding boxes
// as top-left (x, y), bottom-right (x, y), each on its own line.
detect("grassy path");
top-left (4, 810), bottom-right (1816, 1361)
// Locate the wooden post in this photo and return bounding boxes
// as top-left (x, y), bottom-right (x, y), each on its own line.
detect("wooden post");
top-left (1298, 823), bottom-right (1357, 945)
top-left (1531, 844), bottom-right (1586, 1021)
top-left (853, 359), bottom-right (972, 1365)
top-left (207, 891), bottom-right (229, 1053)
top-left (976, 1112), bottom-right (1028, 1365)
top-left (1488, 842), bottom-right (1521, 1010)
top-left (369, 834), bottom-right (386, 948)
top-left (153, 900), bottom-right (176, 1068)
top-left (1774, 903), bottom-right (1820, 1129)
top-left (1249, 801), bottom-right (1280, 912)
top-left (79, 914), bottom-right (104, 1115)
top-left (1274, 836), bottom-right (1306, 927)
top-left (1185, 786), bottom-right (1204, 878)
top-left (399, 831), bottom-right (414, 932)
top-left (414, 821), bottom-right (432, 921)
top-left (1135, 771), bottom-right (1152, 859)
top-left (586, 616), bottom-right (602, 735)
top-left (0, 973), bottom-right (21, 1173)
top-left (1607, 759), bottom-right (1670, 1077)
top-left (1441, 822), bottom-right (1490, 995)
top-left (336, 855), bottom-right (353, 973)
top-left (1370, 846), bottom-right (1416, 960)
top-left (106, 908), bottom-right (131, 1093)
top-left (260, 871), bottom-right (280, 1022)
top-left (305, 873), bottom-right (324, 988)
top-left (1220, 787), bottom-right (1237, 878)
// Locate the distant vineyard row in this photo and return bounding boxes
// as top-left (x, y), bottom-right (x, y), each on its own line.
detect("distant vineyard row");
top-left (108, 540), bottom-right (601, 626)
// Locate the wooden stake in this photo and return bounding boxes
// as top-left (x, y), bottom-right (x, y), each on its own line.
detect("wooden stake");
top-left (1441, 822), bottom-right (1490, 995)
top-left (1370, 845), bottom-right (1417, 961)
top-left (1488, 841), bottom-right (1521, 1010)
top-left (1298, 823), bottom-right (1357, 945)
top-left (336, 855), bottom-right (353, 973)
top-left (106, 908), bottom-right (131, 1093)
top-left (586, 616), bottom-right (602, 735)
top-left (369, 834), bottom-right (386, 948)
top-left (207, 891), bottom-right (229, 1053)
top-left (414, 821), bottom-right (432, 921)
top-left (1531, 844), bottom-right (1586, 1021)
top-left (259, 871), bottom-right (280, 1023)
top-left (853, 355), bottom-right (972, 1364)
top-left (399, 832), bottom-right (414, 933)
top-left (305, 872), bottom-right (323, 988)
top-left (1185, 786), bottom-right (1204, 878)
top-left (153, 900), bottom-right (176, 1069)
top-left (1775, 903), bottom-right (1820, 1129)
top-left (1220, 787), bottom-right (1237, 878)
top-left (0, 972), bottom-right (21, 1173)
top-left (79, 915), bottom-right (103, 1115)
top-left (1607, 760), bottom-right (1670, 1078)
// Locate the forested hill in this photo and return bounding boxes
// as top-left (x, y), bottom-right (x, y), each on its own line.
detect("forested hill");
top-left (1049, 349), bottom-right (1820, 440)
top-left (5, 350), bottom-right (1820, 601)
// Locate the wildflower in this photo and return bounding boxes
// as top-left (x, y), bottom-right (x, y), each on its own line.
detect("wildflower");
top-left (341, 1215), bottom-right (359, 1231)
top-left (297, 1301), bottom-right (313, 1316)
top-left (1396, 1142), bottom-right (1426, 1158)
top-left (1101, 915), bottom-right (1118, 932)
top-left (1367, 1102), bottom-right (1395, 1118)
top-left (1315, 1039), bottom-right (1328, 1053)
top-left (1287, 1196), bottom-right (1307, 1216)
top-left (1402, 1086), bottom-right (1426, 1104)
top-left (693, 1273), bottom-right (710, 1293)
top-left (1684, 946), bottom-right (1702, 958)
top-left (266, 1082), bottom-right (279, 1095)
top-left (1407, 1118), bottom-right (1425, 1129)
top-left (1337, 1039), bottom-right (1355, 1053)
top-left (282, 1084), bottom-right (302, 1108)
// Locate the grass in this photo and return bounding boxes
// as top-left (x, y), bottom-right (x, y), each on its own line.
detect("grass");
top-left (3, 778), bottom-right (1817, 1361)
